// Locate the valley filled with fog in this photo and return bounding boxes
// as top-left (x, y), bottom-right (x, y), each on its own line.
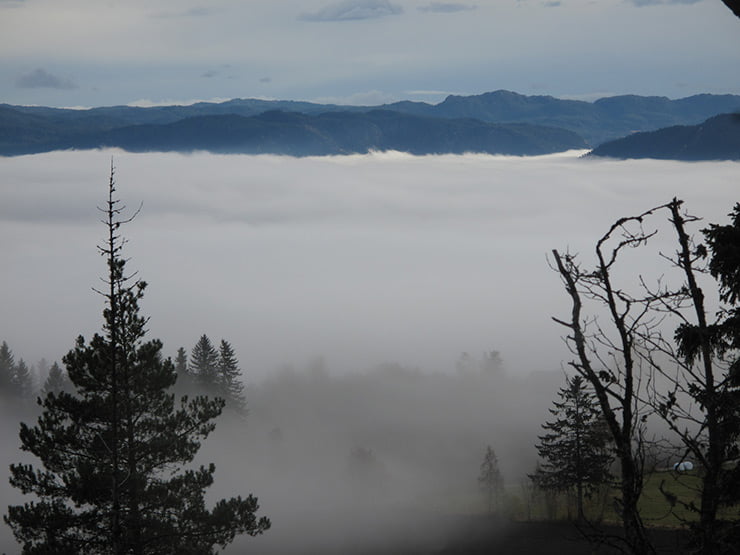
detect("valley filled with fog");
top-left (3, 150), bottom-right (737, 378)
top-left (1, 150), bottom-right (738, 553)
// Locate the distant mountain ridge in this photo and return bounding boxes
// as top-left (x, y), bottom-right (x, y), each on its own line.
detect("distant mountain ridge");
top-left (588, 113), bottom-right (740, 161)
top-left (0, 107), bottom-right (587, 156)
top-left (1, 90), bottom-right (739, 157)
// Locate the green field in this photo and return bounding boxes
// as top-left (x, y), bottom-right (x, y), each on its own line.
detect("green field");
top-left (421, 470), bottom-right (739, 529)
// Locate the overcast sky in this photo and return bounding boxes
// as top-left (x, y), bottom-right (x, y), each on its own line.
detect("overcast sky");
top-left (1, 0), bottom-right (739, 107)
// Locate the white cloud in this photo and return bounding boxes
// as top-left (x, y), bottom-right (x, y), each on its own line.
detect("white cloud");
top-left (299, 0), bottom-right (403, 21)
top-left (627, 0), bottom-right (703, 5)
top-left (417, 2), bottom-right (476, 13)
top-left (312, 89), bottom-right (398, 105)
top-left (16, 68), bottom-right (76, 89)
top-left (125, 97), bottom-right (232, 107)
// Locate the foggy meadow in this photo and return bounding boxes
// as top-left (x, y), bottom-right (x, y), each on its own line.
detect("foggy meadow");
top-left (1, 150), bottom-right (738, 553)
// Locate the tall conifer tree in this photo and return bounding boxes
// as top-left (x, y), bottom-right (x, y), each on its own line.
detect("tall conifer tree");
top-left (217, 340), bottom-right (247, 416)
top-left (189, 335), bottom-right (219, 395)
top-left (5, 167), bottom-right (269, 554)
top-left (531, 375), bottom-right (612, 522)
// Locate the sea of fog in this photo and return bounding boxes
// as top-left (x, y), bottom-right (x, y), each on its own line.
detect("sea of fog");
top-left (1, 149), bottom-right (738, 380)
top-left (1, 149), bottom-right (739, 553)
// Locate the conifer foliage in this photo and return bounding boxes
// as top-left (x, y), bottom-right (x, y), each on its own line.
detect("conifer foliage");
top-left (217, 339), bottom-right (247, 416)
top-left (188, 335), bottom-right (247, 416)
top-left (189, 334), bottom-right (220, 394)
top-left (5, 168), bottom-right (269, 554)
top-left (0, 341), bottom-right (35, 405)
top-left (531, 374), bottom-right (612, 522)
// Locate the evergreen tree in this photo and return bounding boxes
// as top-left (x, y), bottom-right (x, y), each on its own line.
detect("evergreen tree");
top-left (531, 374), bottom-right (612, 522)
top-left (672, 202), bottom-right (740, 551)
top-left (174, 347), bottom-right (188, 379)
top-left (5, 168), bottom-right (269, 554)
top-left (0, 340), bottom-right (16, 397)
top-left (189, 335), bottom-right (219, 395)
top-left (41, 361), bottom-right (69, 396)
top-left (217, 340), bottom-right (247, 416)
top-left (478, 445), bottom-right (504, 514)
top-left (13, 358), bottom-right (35, 402)
top-left (173, 346), bottom-right (195, 394)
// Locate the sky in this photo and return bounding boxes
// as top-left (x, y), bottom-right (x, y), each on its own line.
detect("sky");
top-left (1, 150), bottom-right (738, 381)
top-left (1, 0), bottom-right (739, 108)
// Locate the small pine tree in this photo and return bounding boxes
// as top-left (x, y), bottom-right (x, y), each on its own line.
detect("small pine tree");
top-left (173, 346), bottom-right (195, 394)
top-left (531, 374), bottom-right (612, 522)
top-left (190, 334), bottom-right (219, 395)
top-left (5, 167), bottom-right (269, 554)
top-left (478, 445), bottom-right (504, 514)
top-left (217, 340), bottom-right (247, 416)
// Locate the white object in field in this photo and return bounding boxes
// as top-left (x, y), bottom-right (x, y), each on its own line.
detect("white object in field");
top-left (673, 461), bottom-right (694, 472)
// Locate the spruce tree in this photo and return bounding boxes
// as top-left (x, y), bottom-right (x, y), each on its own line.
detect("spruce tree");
top-left (531, 374), bottom-right (612, 522)
top-left (189, 335), bottom-right (219, 395)
top-left (217, 340), bottom-right (247, 416)
top-left (5, 168), bottom-right (269, 554)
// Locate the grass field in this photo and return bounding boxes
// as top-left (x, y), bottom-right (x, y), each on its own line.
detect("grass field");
top-left (422, 468), bottom-right (739, 528)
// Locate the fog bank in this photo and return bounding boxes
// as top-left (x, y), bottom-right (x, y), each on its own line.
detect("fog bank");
top-left (1, 150), bottom-right (737, 381)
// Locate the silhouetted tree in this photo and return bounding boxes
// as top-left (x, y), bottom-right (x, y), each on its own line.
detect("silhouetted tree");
top-left (653, 201), bottom-right (740, 553)
top-left (190, 334), bottom-right (219, 395)
top-left (217, 339), bottom-right (247, 416)
top-left (531, 374), bottom-right (612, 522)
top-left (478, 445), bottom-right (504, 514)
top-left (720, 0), bottom-right (740, 19)
top-left (552, 204), bottom-right (666, 554)
top-left (553, 199), bottom-right (740, 554)
top-left (5, 167), bottom-right (269, 554)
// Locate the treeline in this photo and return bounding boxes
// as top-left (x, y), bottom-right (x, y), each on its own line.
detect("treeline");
top-left (0, 341), bottom-right (66, 405)
top-left (0, 335), bottom-right (248, 417)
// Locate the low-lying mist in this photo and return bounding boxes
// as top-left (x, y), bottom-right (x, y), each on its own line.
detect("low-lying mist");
top-left (2, 150), bottom-right (737, 379)
top-left (1, 150), bottom-right (738, 552)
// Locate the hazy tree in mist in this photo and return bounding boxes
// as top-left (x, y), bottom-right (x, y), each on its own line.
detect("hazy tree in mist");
top-left (5, 168), bottom-right (269, 554)
top-left (0, 343), bottom-right (34, 405)
top-left (531, 375), bottom-right (612, 523)
top-left (14, 359), bottom-right (34, 402)
top-left (40, 361), bottom-right (69, 396)
top-left (173, 346), bottom-right (196, 394)
top-left (217, 339), bottom-right (247, 416)
top-left (190, 334), bottom-right (220, 394)
top-left (478, 445), bottom-right (504, 514)
top-left (0, 340), bottom-right (16, 396)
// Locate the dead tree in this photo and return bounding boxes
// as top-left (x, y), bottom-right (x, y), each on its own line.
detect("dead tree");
top-left (553, 199), bottom-right (740, 554)
top-left (551, 203), bottom-right (679, 554)
top-left (635, 200), bottom-right (740, 554)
